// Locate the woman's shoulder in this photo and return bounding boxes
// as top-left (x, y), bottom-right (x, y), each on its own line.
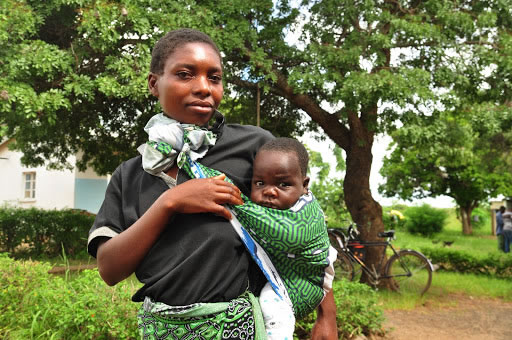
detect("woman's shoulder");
top-left (111, 155), bottom-right (143, 178)
top-left (224, 123), bottom-right (273, 137)
top-left (220, 123), bottom-right (274, 145)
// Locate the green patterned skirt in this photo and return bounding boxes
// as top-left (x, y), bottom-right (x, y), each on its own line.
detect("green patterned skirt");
top-left (137, 292), bottom-right (266, 340)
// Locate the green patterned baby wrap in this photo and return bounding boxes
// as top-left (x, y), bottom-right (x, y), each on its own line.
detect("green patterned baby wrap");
top-left (179, 158), bottom-right (330, 318)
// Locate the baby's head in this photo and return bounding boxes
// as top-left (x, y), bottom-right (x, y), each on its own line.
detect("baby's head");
top-left (251, 138), bottom-right (310, 210)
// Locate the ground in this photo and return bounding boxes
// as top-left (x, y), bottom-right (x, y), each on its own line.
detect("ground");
top-left (379, 294), bottom-right (512, 340)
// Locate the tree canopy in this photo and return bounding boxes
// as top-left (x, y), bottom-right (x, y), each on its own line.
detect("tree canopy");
top-left (379, 107), bottom-right (512, 234)
top-left (2, 0), bottom-right (512, 250)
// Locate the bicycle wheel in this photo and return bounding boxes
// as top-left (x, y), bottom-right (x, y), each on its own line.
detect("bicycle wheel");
top-left (385, 250), bottom-right (432, 295)
top-left (333, 251), bottom-right (354, 281)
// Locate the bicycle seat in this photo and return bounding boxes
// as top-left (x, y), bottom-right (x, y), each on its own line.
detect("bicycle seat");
top-left (378, 230), bottom-right (395, 238)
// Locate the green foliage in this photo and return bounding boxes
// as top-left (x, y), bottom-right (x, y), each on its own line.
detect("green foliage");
top-left (470, 206), bottom-right (490, 230)
top-left (0, 254), bottom-right (139, 339)
top-left (379, 108), bottom-right (512, 233)
top-left (295, 280), bottom-right (384, 339)
top-left (421, 247), bottom-right (512, 280)
top-left (0, 254), bottom-right (384, 340)
top-left (404, 204), bottom-right (447, 236)
top-left (382, 207), bottom-right (407, 230)
top-left (308, 146), bottom-right (350, 227)
top-left (0, 206), bottom-right (94, 257)
top-left (222, 86), bottom-right (308, 138)
top-left (2, 0), bottom-right (512, 241)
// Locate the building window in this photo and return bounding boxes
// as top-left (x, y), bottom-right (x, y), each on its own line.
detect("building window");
top-left (23, 172), bottom-right (36, 199)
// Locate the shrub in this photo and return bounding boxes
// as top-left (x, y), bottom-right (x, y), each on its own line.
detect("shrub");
top-left (404, 204), bottom-right (447, 236)
top-left (382, 207), bottom-right (407, 230)
top-left (0, 206), bottom-right (95, 257)
top-left (420, 247), bottom-right (512, 280)
top-left (470, 206), bottom-right (490, 230)
top-left (0, 253), bottom-right (139, 339)
top-left (295, 280), bottom-right (384, 339)
top-left (0, 254), bottom-right (385, 340)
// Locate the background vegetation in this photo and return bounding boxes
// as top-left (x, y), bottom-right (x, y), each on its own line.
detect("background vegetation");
top-left (2, 204), bottom-right (512, 339)
top-left (2, 0), bottom-right (511, 260)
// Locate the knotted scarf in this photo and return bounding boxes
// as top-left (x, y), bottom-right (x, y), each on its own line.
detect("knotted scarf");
top-left (138, 113), bottom-right (217, 175)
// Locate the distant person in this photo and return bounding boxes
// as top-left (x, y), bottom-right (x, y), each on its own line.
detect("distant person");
top-left (502, 201), bottom-right (512, 253)
top-left (496, 206), bottom-right (506, 252)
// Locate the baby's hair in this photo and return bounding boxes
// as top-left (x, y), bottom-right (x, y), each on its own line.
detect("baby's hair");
top-left (150, 28), bottom-right (221, 75)
top-left (258, 137), bottom-right (309, 177)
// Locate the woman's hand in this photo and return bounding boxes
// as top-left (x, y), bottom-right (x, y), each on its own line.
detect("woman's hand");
top-left (161, 174), bottom-right (243, 220)
top-left (311, 290), bottom-right (338, 340)
top-left (97, 174), bottom-right (242, 286)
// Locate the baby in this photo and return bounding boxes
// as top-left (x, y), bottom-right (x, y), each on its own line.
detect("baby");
top-left (249, 137), bottom-right (335, 340)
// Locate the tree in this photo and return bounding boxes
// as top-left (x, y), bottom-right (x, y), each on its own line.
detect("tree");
top-left (379, 108), bottom-right (512, 234)
top-left (308, 145), bottom-right (350, 228)
top-left (221, 86), bottom-right (311, 138)
top-left (2, 0), bottom-right (512, 271)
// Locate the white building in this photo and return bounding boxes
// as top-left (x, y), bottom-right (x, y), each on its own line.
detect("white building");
top-left (0, 139), bottom-right (109, 214)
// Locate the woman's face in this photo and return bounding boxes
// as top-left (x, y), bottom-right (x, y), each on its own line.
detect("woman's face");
top-left (148, 42), bottom-right (223, 126)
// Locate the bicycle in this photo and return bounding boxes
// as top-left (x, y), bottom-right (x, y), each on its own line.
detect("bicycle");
top-left (328, 224), bottom-right (433, 295)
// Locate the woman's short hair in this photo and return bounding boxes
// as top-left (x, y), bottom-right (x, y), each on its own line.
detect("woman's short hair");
top-left (150, 28), bottom-right (221, 75)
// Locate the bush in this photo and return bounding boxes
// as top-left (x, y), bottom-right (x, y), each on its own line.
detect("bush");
top-left (382, 207), bottom-right (407, 230)
top-left (0, 253), bottom-right (139, 339)
top-left (295, 280), bottom-right (384, 339)
top-left (421, 247), bottom-right (512, 280)
top-left (0, 206), bottom-right (95, 257)
top-left (404, 204), bottom-right (447, 236)
top-left (0, 254), bottom-right (385, 340)
top-left (471, 206), bottom-right (490, 230)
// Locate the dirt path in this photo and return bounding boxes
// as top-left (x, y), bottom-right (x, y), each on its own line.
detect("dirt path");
top-left (380, 294), bottom-right (512, 340)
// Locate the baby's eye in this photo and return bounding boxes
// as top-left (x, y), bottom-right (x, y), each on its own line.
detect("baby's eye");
top-left (254, 181), bottom-right (264, 187)
top-left (177, 71), bottom-right (193, 80)
top-left (279, 182), bottom-right (290, 188)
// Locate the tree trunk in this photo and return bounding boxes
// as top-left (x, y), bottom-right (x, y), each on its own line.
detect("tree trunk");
top-left (270, 71), bottom-right (388, 284)
top-left (342, 113), bottom-right (388, 287)
top-left (460, 205), bottom-right (474, 235)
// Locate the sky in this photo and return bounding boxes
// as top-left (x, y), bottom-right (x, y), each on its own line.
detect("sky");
top-left (300, 132), bottom-right (456, 209)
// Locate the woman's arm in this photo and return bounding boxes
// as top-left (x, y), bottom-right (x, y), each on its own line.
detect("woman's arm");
top-left (96, 174), bottom-right (243, 286)
top-left (311, 290), bottom-right (338, 340)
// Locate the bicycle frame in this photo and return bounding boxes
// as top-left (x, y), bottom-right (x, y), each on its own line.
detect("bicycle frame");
top-left (329, 228), bottom-right (410, 283)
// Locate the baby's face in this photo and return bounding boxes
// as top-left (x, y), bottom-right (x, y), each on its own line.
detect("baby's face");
top-left (250, 150), bottom-right (309, 210)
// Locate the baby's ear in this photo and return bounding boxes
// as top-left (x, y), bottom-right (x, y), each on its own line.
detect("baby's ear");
top-left (303, 176), bottom-right (310, 194)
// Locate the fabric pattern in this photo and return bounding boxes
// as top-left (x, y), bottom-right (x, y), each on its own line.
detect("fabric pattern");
top-left (138, 113), bottom-right (217, 175)
top-left (138, 293), bottom-right (266, 340)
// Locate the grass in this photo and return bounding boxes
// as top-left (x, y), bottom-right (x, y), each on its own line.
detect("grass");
top-left (377, 207), bottom-right (512, 310)
top-left (378, 271), bottom-right (512, 310)
top-left (391, 208), bottom-right (501, 257)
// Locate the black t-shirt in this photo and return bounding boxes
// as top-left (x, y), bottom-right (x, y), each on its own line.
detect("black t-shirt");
top-left (88, 119), bottom-right (273, 305)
